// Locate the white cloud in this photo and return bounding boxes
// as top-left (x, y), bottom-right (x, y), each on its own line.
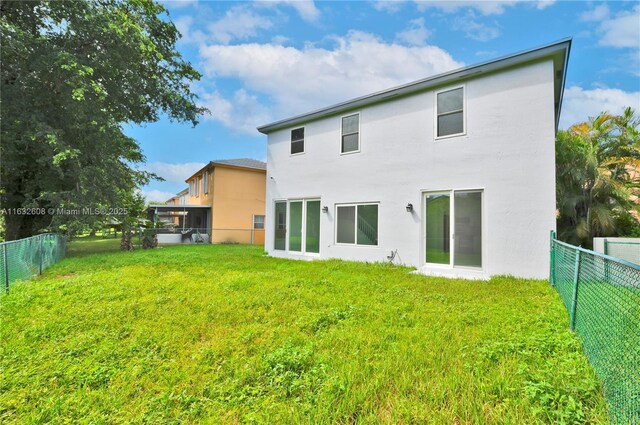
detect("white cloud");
top-left (598, 5), bottom-right (640, 48)
top-left (453, 12), bottom-right (500, 42)
top-left (415, 1), bottom-right (554, 15)
top-left (395, 17), bottom-right (431, 46)
top-left (579, 4), bottom-right (610, 22)
top-left (372, 0), bottom-right (406, 13)
top-left (198, 31), bottom-right (463, 130)
top-left (560, 86), bottom-right (640, 129)
top-left (415, 1), bottom-right (512, 15)
top-left (535, 0), bottom-right (555, 10)
top-left (175, 6), bottom-right (275, 45)
top-left (174, 15), bottom-right (207, 45)
top-left (374, 1), bottom-right (555, 15)
top-left (141, 189), bottom-right (180, 203)
top-left (208, 6), bottom-right (274, 44)
top-left (144, 162), bottom-right (206, 184)
top-left (256, 0), bottom-right (320, 22)
top-left (199, 89), bottom-right (273, 134)
top-left (271, 35), bottom-right (290, 45)
top-left (578, 4), bottom-right (639, 49)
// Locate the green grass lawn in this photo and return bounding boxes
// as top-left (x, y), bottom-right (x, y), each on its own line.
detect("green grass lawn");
top-left (0, 241), bottom-right (607, 424)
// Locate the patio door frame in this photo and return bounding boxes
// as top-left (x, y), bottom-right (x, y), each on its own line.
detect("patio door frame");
top-left (421, 188), bottom-right (485, 270)
top-left (287, 198), bottom-right (321, 256)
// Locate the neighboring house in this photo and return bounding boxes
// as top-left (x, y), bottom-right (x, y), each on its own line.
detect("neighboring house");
top-left (149, 159), bottom-right (266, 244)
top-left (258, 39), bottom-right (571, 279)
top-left (161, 188), bottom-right (189, 226)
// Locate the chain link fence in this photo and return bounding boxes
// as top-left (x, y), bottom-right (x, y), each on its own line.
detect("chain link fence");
top-left (137, 228), bottom-right (265, 245)
top-left (0, 233), bottom-right (67, 293)
top-left (550, 231), bottom-right (640, 424)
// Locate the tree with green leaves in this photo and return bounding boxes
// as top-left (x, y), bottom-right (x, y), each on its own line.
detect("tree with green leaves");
top-left (556, 107), bottom-right (640, 247)
top-left (1, 0), bottom-right (206, 240)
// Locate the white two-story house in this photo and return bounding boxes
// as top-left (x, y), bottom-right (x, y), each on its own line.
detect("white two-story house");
top-left (258, 39), bottom-right (571, 279)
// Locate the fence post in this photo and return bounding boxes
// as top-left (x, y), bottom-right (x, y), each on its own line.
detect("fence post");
top-left (569, 250), bottom-right (581, 332)
top-left (39, 235), bottom-right (44, 275)
top-left (3, 244), bottom-right (9, 293)
top-left (550, 230), bottom-right (556, 287)
top-left (603, 239), bottom-right (611, 282)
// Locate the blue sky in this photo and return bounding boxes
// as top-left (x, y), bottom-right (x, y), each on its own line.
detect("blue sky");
top-left (130, 0), bottom-right (640, 201)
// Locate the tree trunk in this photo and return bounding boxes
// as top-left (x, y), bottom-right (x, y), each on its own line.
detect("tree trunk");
top-left (120, 229), bottom-right (134, 251)
top-left (4, 213), bottom-right (39, 241)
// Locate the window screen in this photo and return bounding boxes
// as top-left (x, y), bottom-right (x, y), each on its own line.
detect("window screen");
top-left (336, 206), bottom-right (356, 244)
top-left (253, 215), bottom-right (265, 229)
top-left (274, 202), bottom-right (286, 250)
top-left (291, 127), bottom-right (304, 154)
top-left (336, 204), bottom-right (378, 246)
top-left (341, 114), bottom-right (359, 153)
top-left (437, 88), bottom-right (464, 137)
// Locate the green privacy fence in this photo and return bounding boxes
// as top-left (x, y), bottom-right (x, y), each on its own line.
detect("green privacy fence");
top-left (550, 231), bottom-right (640, 424)
top-left (0, 233), bottom-right (67, 293)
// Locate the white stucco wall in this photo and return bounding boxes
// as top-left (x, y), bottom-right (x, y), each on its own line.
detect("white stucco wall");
top-left (264, 59), bottom-right (557, 279)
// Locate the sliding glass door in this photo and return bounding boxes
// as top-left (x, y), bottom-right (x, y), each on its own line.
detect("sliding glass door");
top-left (425, 193), bottom-right (451, 264)
top-left (425, 190), bottom-right (482, 268)
top-left (275, 199), bottom-right (320, 253)
top-left (274, 201), bottom-right (287, 250)
top-left (289, 201), bottom-right (303, 252)
top-left (305, 200), bottom-right (321, 254)
top-left (453, 191), bottom-right (482, 267)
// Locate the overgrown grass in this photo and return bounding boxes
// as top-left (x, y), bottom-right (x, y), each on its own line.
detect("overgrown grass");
top-left (0, 241), bottom-right (607, 423)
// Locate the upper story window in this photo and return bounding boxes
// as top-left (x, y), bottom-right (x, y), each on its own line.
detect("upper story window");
top-left (436, 86), bottom-right (465, 138)
top-left (341, 113), bottom-right (360, 154)
top-left (194, 177), bottom-right (200, 197)
top-left (203, 171), bottom-right (209, 194)
top-left (291, 127), bottom-right (304, 155)
top-left (189, 180), bottom-right (195, 197)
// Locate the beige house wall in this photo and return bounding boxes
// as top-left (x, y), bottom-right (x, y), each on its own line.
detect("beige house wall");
top-left (186, 170), bottom-right (214, 206)
top-left (181, 163), bottom-right (266, 244)
top-left (211, 165), bottom-right (266, 244)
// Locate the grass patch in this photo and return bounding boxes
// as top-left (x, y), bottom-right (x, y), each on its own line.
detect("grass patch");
top-left (66, 235), bottom-right (121, 257)
top-left (0, 241), bottom-right (607, 423)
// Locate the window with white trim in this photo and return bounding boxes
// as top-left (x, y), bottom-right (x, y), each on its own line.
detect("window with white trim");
top-left (336, 203), bottom-right (378, 246)
top-left (253, 215), bottom-right (265, 229)
top-left (436, 87), bottom-right (464, 138)
top-left (341, 113), bottom-right (359, 153)
top-left (203, 171), bottom-right (209, 194)
top-left (291, 127), bottom-right (304, 155)
top-left (189, 180), bottom-right (195, 197)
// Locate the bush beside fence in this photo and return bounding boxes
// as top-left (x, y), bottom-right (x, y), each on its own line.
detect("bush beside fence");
top-left (0, 233), bottom-right (66, 292)
top-left (550, 231), bottom-right (640, 424)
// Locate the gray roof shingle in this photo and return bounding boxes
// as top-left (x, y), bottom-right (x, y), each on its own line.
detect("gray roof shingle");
top-left (211, 158), bottom-right (266, 170)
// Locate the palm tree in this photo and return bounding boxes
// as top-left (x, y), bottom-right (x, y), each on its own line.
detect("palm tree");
top-left (556, 107), bottom-right (640, 247)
